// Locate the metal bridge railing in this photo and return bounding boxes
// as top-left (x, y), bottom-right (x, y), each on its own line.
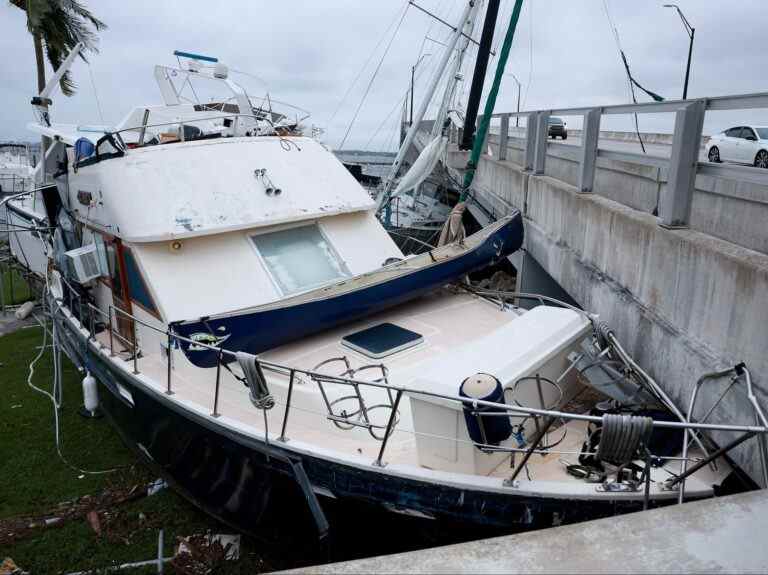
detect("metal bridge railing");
top-left (462, 91), bottom-right (768, 229)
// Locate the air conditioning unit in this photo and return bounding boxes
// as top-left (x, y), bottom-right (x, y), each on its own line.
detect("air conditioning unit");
top-left (65, 242), bottom-right (107, 284)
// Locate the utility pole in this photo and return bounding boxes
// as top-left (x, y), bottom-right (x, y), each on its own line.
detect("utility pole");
top-left (663, 4), bottom-right (695, 100)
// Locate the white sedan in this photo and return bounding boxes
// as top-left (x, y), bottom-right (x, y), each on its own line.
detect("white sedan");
top-left (706, 125), bottom-right (768, 168)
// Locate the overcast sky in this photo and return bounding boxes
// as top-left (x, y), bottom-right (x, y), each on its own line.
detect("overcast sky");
top-left (1, 0), bottom-right (766, 149)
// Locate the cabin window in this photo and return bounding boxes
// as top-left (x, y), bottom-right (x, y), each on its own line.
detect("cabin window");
top-left (122, 247), bottom-right (160, 316)
top-left (105, 242), bottom-right (124, 299)
top-left (251, 224), bottom-right (350, 295)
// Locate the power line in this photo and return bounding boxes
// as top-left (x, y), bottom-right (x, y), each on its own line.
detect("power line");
top-left (337, 2), bottom-right (411, 150)
top-left (365, 61), bottom-right (434, 152)
top-left (522, 0), bottom-right (534, 109)
top-left (327, 0), bottom-right (410, 128)
top-left (601, 0), bottom-right (647, 154)
top-left (87, 62), bottom-right (106, 127)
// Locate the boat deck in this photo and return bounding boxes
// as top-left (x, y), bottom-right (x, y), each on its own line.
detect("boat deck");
top-left (118, 289), bottom-right (520, 467)
top-left (89, 288), bottom-right (727, 499)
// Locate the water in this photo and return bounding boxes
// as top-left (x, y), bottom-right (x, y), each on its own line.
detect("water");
top-left (334, 150), bottom-right (394, 179)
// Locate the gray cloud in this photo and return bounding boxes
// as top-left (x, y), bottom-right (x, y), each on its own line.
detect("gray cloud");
top-left (1, 1), bottom-right (767, 149)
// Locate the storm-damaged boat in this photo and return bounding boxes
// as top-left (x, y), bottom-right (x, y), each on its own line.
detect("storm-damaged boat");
top-left (6, 45), bottom-right (768, 538)
top-left (0, 142), bottom-right (37, 250)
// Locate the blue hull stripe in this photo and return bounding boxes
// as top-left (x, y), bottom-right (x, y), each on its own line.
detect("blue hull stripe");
top-left (173, 212), bottom-right (524, 368)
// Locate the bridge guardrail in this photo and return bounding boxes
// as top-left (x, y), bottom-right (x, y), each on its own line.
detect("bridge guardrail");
top-left (462, 92), bottom-right (768, 229)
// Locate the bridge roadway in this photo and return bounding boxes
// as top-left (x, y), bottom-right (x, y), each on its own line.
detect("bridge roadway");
top-left (499, 130), bottom-right (710, 162)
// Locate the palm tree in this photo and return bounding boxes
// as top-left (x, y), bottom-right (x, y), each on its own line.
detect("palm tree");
top-left (11, 0), bottom-right (107, 97)
top-left (10, 0), bottom-right (106, 160)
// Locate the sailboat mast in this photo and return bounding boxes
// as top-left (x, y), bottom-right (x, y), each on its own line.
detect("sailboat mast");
top-left (460, 0), bottom-right (501, 150)
top-left (377, 0), bottom-right (477, 209)
top-left (430, 0), bottom-right (483, 139)
top-left (461, 0), bottom-right (524, 198)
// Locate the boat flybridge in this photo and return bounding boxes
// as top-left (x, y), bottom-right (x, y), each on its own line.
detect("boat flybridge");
top-left (7, 48), bottom-right (768, 537)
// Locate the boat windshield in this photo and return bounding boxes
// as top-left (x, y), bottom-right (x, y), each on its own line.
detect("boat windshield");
top-left (251, 224), bottom-right (350, 295)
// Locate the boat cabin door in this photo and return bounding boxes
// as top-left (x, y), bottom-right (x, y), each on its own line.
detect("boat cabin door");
top-left (104, 238), bottom-right (135, 349)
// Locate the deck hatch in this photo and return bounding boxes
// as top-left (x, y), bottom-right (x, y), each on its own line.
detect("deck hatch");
top-left (341, 323), bottom-right (423, 359)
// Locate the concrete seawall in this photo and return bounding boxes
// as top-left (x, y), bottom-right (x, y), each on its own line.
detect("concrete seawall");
top-left (285, 490), bottom-right (768, 574)
top-left (447, 147), bottom-right (768, 484)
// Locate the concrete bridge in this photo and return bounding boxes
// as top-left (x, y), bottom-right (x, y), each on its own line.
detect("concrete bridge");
top-left (420, 93), bottom-right (768, 484)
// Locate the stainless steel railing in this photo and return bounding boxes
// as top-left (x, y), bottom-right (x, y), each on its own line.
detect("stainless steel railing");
top-left (107, 112), bottom-right (301, 153)
top-left (51, 276), bottom-right (768, 495)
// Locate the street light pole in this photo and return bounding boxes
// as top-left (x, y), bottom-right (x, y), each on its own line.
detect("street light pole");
top-left (683, 27), bottom-right (695, 100)
top-left (663, 4), bottom-right (695, 100)
top-left (506, 73), bottom-right (522, 127)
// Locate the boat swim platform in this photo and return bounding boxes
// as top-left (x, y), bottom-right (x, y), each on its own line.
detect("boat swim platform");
top-left (279, 489), bottom-right (768, 574)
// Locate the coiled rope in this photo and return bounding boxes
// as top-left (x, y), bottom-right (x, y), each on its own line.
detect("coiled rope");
top-left (236, 351), bottom-right (275, 411)
top-left (597, 413), bottom-right (653, 465)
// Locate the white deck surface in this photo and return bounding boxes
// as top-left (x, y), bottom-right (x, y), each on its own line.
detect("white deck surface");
top-left (87, 288), bottom-right (726, 500)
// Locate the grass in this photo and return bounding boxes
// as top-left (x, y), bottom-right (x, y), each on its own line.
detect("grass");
top-left (0, 275), bottom-right (496, 573)
top-left (0, 324), bottom-right (488, 574)
top-left (0, 325), bottom-right (293, 574)
top-left (1, 264), bottom-right (33, 307)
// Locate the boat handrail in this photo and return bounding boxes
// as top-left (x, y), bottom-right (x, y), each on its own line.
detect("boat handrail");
top-left (112, 113), bottom-right (272, 134)
top-left (60, 111), bottom-right (308, 166)
top-left (0, 187), bottom-right (47, 211)
top-left (54, 278), bottom-right (767, 436)
top-left (108, 112), bottom-right (303, 147)
top-left (53, 275), bottom-right (768, 494)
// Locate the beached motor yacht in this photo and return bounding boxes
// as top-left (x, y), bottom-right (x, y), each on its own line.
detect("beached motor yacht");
top-left (7, 47), bottom-right (767, 538)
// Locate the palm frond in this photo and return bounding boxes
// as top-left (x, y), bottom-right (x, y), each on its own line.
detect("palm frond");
top-left (12, 0), bottom-right (106, 97)
top-left (58, 0), bottom-right (108, 31)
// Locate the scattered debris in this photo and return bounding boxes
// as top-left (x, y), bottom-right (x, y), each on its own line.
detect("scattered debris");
top-left (65, 557), bottom-right (172, 575)
top-left (172, 533), bottom-right (241, 575)
top-left (147, 478), bottom-right (168, 496)
top-left (0, 480), bottom-right (155, 546)
top-left (86, 510), bottom-right (101, 536)
top-left (474, 270), bottom-right (516, 292)
top-left (0, 558), bottom-right (28, 575)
